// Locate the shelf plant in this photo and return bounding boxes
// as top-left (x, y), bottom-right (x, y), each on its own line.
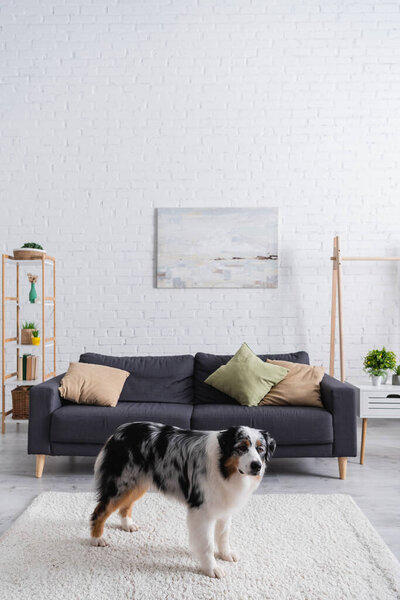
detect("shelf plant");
top-left (392, 365), bottom-right (400, 386)
top-left (363, 347), bottom-right (396, 386)
top-left (21, 243), bottom-right (44, 249)
top-left (13, 242), bottom-right (46, 260)
top-left (31, 329), bottom-right (40, 346)
top-left (21, 321), bottom-right (39, 345)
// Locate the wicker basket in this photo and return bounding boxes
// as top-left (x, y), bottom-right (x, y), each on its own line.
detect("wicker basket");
top-left (13, 248), bottom-right (46, 260)
top-left (11, 386), bottom-right (32, 420)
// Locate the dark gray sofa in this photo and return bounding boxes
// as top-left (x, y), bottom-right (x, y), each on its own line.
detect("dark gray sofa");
top-left (28, 350), bottom-right (357, 479)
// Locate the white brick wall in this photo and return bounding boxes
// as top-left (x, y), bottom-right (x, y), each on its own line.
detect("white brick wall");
top-left (1, 0), bottom-right (400, 386)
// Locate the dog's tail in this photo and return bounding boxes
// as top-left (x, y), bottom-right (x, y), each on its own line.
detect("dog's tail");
top-left (91, 435), bottom-right (124, 527)
top-left (94, 446), bottom-right (106, 481)
top-left (93, 432), bottom-right (131, 503)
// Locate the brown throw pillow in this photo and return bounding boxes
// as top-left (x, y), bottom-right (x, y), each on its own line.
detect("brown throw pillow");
top-left (259, 360), bottom-right (324, 407)
top-left (59, 362), bottom-right (130, 407)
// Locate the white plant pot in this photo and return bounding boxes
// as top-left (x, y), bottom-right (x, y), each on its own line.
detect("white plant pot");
top-left (371, 375), bottom-right (383, 386)
top-left (381, 371), bottom-right (389, 384)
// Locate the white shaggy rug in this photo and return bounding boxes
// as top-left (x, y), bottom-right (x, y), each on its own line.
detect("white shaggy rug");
top-left (1, 492), bottom-right (400, 600)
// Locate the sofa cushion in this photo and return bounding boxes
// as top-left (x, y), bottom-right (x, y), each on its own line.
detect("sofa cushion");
top-left (59, 362), bottom-right (130, 407)
top-left (79, 353), bottom-right (194, 404)
top-left (191, 404), bottom-right (333, 446)
top-left (204, 343), bottom-right (289, 407)
top-left (259, 360), bottom-right (325, 407)
top-left (194, 351), bottom-right (310, 405)
top-left (51, 402), bottom-right (193, 445)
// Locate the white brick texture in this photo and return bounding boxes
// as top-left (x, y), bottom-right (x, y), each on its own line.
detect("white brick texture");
top-left (1, 1), bottom-right (400, 384)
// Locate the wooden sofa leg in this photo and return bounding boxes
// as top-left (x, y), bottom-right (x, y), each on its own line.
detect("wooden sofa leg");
top-left (36, 455), bottom-right (46, 478)
top-left (338, 457), bottom-right (347, 480)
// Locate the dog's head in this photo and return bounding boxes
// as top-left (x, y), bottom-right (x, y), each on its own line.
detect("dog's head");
top-left (217, 426), bottom-right (276, 479)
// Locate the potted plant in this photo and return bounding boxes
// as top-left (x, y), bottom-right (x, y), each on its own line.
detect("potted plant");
top-left (21, 322), bottom-right (38, 345)
top-left (392, 365), bottom-right (400, 386)
top-left (13, 243), bottom-right (46, 260)
top-left (31, 329), bottom-right (40, 346)
top-left (363, 347), bottom-right (397, 386)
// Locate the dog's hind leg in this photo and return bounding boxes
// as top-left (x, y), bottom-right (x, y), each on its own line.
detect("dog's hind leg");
top-left (215, 516), bottom-right (238, 562)
top-left (90, 499), bottom-right (117, 547)
top-left (90, 490), bottom-right (141, 547)
top-left (187, 508), bottom-right (225, 579)
top-left (119, 500), bottom-right (139, 532)
top-left (119, 485), bottom-right (148, 533)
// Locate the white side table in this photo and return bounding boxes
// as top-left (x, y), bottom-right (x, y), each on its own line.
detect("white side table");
top-left (347, 378), bottom-right (400, 464)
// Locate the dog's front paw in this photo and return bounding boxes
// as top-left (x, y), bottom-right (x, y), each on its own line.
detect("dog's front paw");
top-left (220, 550), bottom-right (239, 562)
top-left (205, 565), bottom-right (225, 579)
top-left (90, 536), bottom-right (108, 547)
top-left (121, 517), bottom-right (139, 532)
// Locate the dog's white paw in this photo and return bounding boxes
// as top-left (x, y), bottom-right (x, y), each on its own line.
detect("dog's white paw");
top-left (220, 550), bottom-right (239, 562)
top-left (90, 536), bottom-right (108, 547)
top-left (205, 565), bottom-right (225, 579)
top-left (121, 517), bottom-right (139, 532)
top-left (122, 522), bottom-right (139, 532)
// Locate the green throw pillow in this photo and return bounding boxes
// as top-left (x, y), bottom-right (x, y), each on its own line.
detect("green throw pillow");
top-left (204, 343), bottom-right (289, 407)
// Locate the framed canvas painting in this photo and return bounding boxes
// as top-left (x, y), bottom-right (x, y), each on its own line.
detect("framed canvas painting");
top-left (156, 207), bottom-right (278, 289)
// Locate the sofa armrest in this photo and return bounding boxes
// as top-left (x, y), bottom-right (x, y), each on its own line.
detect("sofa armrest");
top-left (320, 374), bottom-right (358, 457)
top-left (28, 374), bottom-right (65, 455)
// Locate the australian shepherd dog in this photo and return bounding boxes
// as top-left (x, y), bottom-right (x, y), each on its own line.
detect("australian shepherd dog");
top-left (90, 422), bottom-right (276, 578)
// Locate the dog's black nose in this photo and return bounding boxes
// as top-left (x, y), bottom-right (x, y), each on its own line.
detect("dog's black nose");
top-left (250, 461), bottom-right (261, 473)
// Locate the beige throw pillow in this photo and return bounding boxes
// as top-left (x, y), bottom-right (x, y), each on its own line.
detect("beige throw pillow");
top-left (259, 360), bottom-right (324, 407)
top-left (59, 362), bottom-right (130, 407)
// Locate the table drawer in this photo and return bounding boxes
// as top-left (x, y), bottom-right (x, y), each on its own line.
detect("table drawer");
top-left (360, 393), bottom-right (400, 417)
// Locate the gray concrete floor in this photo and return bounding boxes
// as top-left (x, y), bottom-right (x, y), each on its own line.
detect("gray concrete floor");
top-left (0, 419), bottom-right (399, 560)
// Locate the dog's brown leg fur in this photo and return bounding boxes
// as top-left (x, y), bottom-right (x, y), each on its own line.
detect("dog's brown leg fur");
top-left (91, 486), bottom-right (148, 540)
top-left (118, 486), bottom-right (148, 519)
top-left (91, 500), bottom-right (118, 539)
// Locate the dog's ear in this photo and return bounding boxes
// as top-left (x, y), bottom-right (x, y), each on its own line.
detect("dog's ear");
top-left (218, 427), bottom-right (238, 455)
top-left (261, 431), bottom-right (276, 459)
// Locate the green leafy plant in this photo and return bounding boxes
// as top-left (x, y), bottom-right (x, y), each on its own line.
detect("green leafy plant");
top-left (21, 321), bottom-right (38, 330)
top-left (394, 365), bottom-right (400, 376)
top-left (363, 347), bottom-right (397, 376)
top-left (21, 242), bottom-right (43, 250)
top-left (32, 330), bottom-right (39, 338)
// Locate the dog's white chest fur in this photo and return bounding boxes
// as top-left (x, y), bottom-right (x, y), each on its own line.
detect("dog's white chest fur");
top-left (204, 433), bottom-right (262, 517)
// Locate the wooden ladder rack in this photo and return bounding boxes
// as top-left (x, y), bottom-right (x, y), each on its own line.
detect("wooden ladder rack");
top-left (329, 236), bottom-right (400, 382)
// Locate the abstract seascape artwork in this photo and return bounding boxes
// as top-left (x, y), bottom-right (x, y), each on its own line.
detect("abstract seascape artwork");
top-left (156, 208), bottom-right (278, 288)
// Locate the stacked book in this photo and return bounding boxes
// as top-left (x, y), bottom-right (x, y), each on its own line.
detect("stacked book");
top-left (17, 354), bottom-right (39, 381)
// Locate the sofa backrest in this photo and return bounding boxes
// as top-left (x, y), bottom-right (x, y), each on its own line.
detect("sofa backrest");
top-left (79, 352), bottom-right (194, 404)
top-left (79, 350), bottom-right (310, 406)
top-left (194, 351), bottom-right (310, 405)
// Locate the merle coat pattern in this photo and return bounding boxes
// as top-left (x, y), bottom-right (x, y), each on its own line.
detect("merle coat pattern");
top-left (90, 422), bottom-right (276, 578)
